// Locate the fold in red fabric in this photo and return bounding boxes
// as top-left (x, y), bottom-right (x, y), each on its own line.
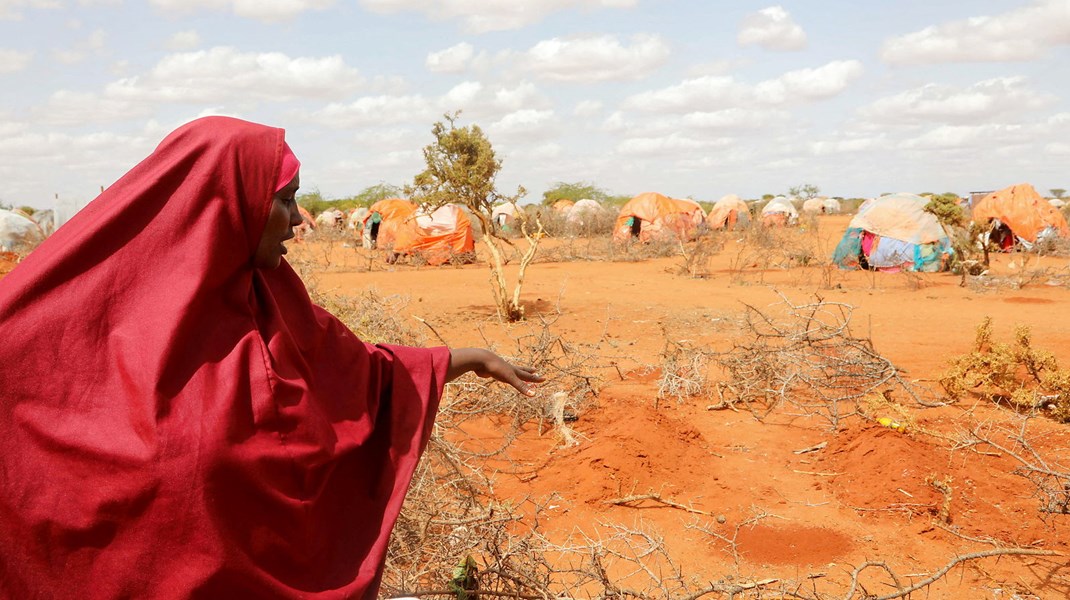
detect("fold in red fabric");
top-left (0, 116), bottom-right (450, 599)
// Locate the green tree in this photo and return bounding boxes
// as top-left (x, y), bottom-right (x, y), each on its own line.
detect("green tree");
top-left (788, 183), bottom-right (820, 200)
top-left (408, 113), bottom-right (540, 321)
top-left (1051, 188), bottom-right (1066, 199)
top-left (541, 182), bottom-right (610, 206)
top-left (924, 194), bottom-right (988, 281)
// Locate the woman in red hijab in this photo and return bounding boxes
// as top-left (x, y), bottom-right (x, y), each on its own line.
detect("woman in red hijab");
top-left (0, 116), bottom-right (541, 599)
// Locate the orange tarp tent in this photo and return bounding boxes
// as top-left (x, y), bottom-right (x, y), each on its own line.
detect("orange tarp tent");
top-left (363, 198), bottom-right (419, 249)
top-left (972, 183), bottom-right (1068, 243)
top-left (364, 199), bottom-right (474, 265)
top-left (706, 194), bottom-right (750, 230)
top-left (613, 192), bottom-right (705, 242)
top-left (393, 204), bottom-right (475, 265)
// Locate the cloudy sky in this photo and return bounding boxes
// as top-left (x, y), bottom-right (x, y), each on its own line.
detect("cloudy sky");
top-left (2, 0), bottom-right (1069, 211)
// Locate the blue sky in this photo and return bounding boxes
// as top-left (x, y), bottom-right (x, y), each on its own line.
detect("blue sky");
top-left (2, 0), bottom-right (1068, 211)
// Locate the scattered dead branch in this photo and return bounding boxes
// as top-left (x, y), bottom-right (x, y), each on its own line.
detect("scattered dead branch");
top-left (604, 493), bottom-right (711, 516)
top-left (715, 292), bottom-right (938, 427)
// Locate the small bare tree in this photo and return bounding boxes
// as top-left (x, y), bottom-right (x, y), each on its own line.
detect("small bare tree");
top-left (408, 112), bottom-right (542, 321)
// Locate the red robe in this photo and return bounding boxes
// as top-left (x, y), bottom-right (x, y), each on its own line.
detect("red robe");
top-left (0, 116), bottom-right (449, 598)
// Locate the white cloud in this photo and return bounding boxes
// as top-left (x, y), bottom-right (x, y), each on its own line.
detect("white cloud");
top-left (103, 47), bottom-right (362, 104)
top-left (573, 100), bottom-right (602, 116)
top-left (617, 133), bottom-right (730, 156)
top-left (149, 0), bottom-right (335, 23)
top-left (426, 42), bottom-right (474, 73)
top-left (861, 76), bottom-right (1055, 124)
top-left (36, 90), bottom-right (150, 125)
top-left (623, 60), bottom-right (861, 113)
top-left (681, 107), bottom-right (789, 130)
top-left (0, 0), bottom-right (60, 20)
top-left (881, 0), bottom-right (1070, 64)
top-left (77, 0), bottom-right (122, 5)
top-left (52, 28), bottom-right (107, 65)
top-left (738, 6), bottom-right (807, 51)
top-left (0, 48), bottom-right (32, 73)
top-left (358, 0), bottom-right (637, 33)
top-left (901, 123), bottom-right (1030, 150)
top-left (808, 136), bottom-right (883, 156)
top-left (166, 30), bottom-right (201, 51)
top-left (1045, 142), bottom-right (1070, 155)
top-left (489, 108), bottom-right (555, 137)
top-left (304, 94), bottom-right (433, 127)
top-left (623, 75), bottom-right (750, 112)
top-left (523, 33), bottom-right (669, 82)
top-left (753, 60), bottom-right (864, 103)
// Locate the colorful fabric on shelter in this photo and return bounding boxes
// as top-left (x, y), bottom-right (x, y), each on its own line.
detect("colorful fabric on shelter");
top-left (0, 116), bottom-right (449, 598)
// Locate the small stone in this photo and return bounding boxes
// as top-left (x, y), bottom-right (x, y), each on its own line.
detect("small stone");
top-left (716, 514), bottom-right (727, 524)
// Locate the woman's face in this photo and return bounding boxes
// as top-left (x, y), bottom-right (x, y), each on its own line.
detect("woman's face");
top-left (253, 172), bottom-right (302, 269)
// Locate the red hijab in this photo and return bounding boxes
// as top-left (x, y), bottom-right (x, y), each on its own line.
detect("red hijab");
top-left (0, 116), bottom-right (450, 598)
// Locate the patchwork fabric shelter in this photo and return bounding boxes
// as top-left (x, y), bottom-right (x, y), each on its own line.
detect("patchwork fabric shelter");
top-left (706, 194), bottom-right (750, 230)
top-left (392, 204), bottom-right (476, 265)
top-left (566, 199), bottom-right (605, 224)
top-left (0, 208), bottom-right (45, 251)
top-left (822, 198), bottom-right (842, 213)
top-left (761, 196), bottom-right (798, 226)
top-left (613, 192), bottom-right (705, 242)
top-left (972, 183), bottom-right (1068, 247)
top-left (832, 192), bottom-right (950, 272)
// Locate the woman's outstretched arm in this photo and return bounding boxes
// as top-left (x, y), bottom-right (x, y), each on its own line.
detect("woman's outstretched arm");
top-left (446, 348), bottom-right (543, 396)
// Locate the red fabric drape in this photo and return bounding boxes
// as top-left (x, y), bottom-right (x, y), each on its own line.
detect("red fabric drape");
top-left (0, 116), bottom-right (449, 599)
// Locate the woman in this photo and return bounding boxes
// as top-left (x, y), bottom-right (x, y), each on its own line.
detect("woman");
top-left (0, 116), bottom-right (541, 598)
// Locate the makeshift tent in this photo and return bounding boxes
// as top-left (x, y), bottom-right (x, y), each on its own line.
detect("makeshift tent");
top-left (294, 205), bottom-right (316, 241)
top-left (552, 199), bottom-right (575, 213)
top-left (347, 207), bottom-right (369, 231)
top-left (0, 209), bottom-right (44, 252)
top-left (972, 183), bottom-right (1069, 248)
top-left (761, 196), bottom-right (798, 226)
top-left (1050, 198), bottom-right (1067, 209)
top-left (802, 197), bottom-right (840, 214)
top-left (566, 198), bottom-right (605, 224)
top-left (491, 203), bottom-right (522, 231)
top-left (832, 192), bottom-right (950, 272)
top-left (613, 192), bottom-right (705, 242)
top-left (706, 194), bottom-right (750, 230)
top-left (315, 208), bottom-right (344, 228)
top-left (392, 204), bottom-right (476, 265)
top-left (362, 198), bottom-right (418, 249)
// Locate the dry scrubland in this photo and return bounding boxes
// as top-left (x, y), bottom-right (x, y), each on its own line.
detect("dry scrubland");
top-left (4, 214), bottom-right (1070, 599)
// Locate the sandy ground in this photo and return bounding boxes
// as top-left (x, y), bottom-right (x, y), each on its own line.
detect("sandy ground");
top-left (4, 215), bottom-right (1068, 598)
top-left (293, 215), bottom-right (1070, 599)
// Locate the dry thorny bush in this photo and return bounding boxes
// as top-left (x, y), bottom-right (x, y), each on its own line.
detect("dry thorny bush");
top-left (299, 277), bottom-right (1066, 599)
top-left (658, 292), bottom-right (936, 429)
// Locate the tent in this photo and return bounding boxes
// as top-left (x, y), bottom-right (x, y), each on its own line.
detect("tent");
top-left (362, 198), bottom-right (418, 249)
top-left (393, 204), bottom-right (476, 265)
top-left (802, 197), bottom-right (840, 214)
top-left (972, 183), bottom-right (1069, 249)
top-left (832, 192), bottom-right (950, 272)
top-left (0, 209), bottom-right (44, 252)
top-left (761, 196), bottom-right (798, 226)
top-left (566, 198), bottom-right (605, 224)
top-left (613, 192), bottom-right (705, 242)
top-left (706, 194), bottom-right (750, 230)
top-left (315, 208), bottom-right (344, 228)
top-left (1050, 198), bottom-right (1067, 209)
top-left (491, 203), bottom-right (522, 231)
top-left (347, 207), bottom-right (369, 231)
top-left (552, 199), bottom-right (575, 213)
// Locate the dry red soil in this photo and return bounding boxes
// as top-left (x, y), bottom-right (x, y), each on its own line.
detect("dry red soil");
top-left (5, 215), bottom-right (1068, 598)
top-left (300, 215), bottom-right (1070, 599)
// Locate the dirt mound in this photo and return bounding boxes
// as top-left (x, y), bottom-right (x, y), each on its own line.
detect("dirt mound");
top-left (735, 523), bottom-right (852, 566)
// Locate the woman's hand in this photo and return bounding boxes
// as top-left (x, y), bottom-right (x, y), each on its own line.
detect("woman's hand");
top-left (447, 348), bottom-right (544, 396)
